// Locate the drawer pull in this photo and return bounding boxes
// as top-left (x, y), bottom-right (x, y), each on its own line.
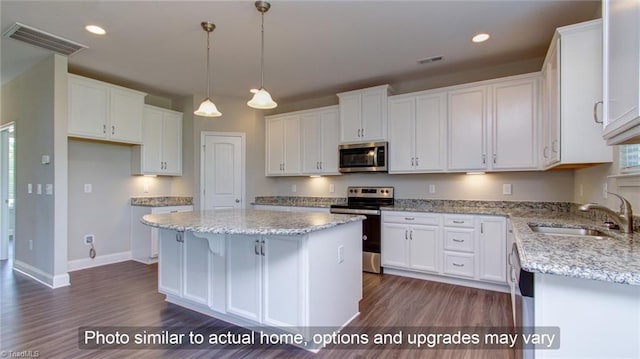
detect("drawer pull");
top-left (452, 220), bottom-right (465, 224)
top-left (404, 217), bottom-right (415, 221)
top-left (452, 238), bottom-right (464, 243)
top-left (452, 263), bottom-right (465, 267)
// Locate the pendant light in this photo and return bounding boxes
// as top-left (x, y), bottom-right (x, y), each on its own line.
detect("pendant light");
top-left (194, 22), bottom-right (222, 117)
top-left (248, 1), bottom-right (277, 109)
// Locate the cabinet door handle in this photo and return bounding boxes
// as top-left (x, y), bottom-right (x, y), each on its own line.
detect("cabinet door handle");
top-left (404, 217), bottom-right (415, 221)
top-left (415, 157), bottom-right (419, 166)
top-left (357, 129), bottom-right (361, 137)
top-left (405, 230), bottom-right (408, 240)
top-left (593, 100), bottom-right (603, 124)
top-left (176, 231), bottom-right (184, 243)
top-left (552, 140), bottom-right (558, 153)
top-left (111, 125), bottom-right (115, 135)
top-left (482, 154), bottom-right (486, 164)
top-left (452, 220), bottom-right (465, 224)
top-left (543, 146), bottom-right (549, 159)
top-left (481, 222), bottom-right (484, 234)
top-left (102, 124), bottom-right (107, 134)
top-left (319, 161), bottom-right (322, 170)
top-left (452, 238), bottom-right (464, 243)
top-left (452, 263), bottom-right (465, 267)
top-left (410, 230), bottom-right (413, 240)
top-left (260, 240), bottom-right (266, 256)
top-left (492, 154), bottom-right (497, 164)
top-left (361, 128), bottom-right (364, 137)
top-left (254, 240), bottom-right (260, 255)
top-left (411, 157), bottom-right (415, 167)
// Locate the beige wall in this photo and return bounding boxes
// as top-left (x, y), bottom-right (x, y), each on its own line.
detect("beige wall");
top-left (574, 154), bottom-right (640, 215)
top-left (1, 54), bottom-right (69, 286)
top-left (177, 94), bottom-right (273, 210)
top-left (266, 171), bottom-right (575, 202)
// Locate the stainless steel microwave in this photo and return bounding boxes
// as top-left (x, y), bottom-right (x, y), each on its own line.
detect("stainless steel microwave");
top-left (338, 142), bottom-right (388, 173)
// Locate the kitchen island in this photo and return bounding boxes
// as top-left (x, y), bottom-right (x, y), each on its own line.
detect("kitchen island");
top-left (141, 209), bottom-right (364, 351)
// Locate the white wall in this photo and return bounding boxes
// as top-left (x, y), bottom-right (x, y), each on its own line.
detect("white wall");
top-left (265, 171), bottom-right (575, 202)
top-left (1, 54), bottom-right (69, 287)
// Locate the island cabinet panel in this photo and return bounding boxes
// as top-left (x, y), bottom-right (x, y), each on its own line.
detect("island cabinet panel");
top-left (226, 234), bottom-right (303, 329)
top-left (226, 235), bottom-right (263, 323)
top-left (158, 230), bottom-right (212, 306)
top-left (158, 230), bottom-right (183, 297)
top-left (477, 216), bottom-right (507, 283)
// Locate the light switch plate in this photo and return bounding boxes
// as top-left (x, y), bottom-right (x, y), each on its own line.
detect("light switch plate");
top-left (27, 183), bottom-right (32, 194)
top-left (36, 184), bottom-right (42, 195)
top-left (329, 184), bottom-right (335, 193)
top-left (45, 184), bottom-right (53, 195)
top-left (503, 183), bottom-right (512, 195)
top-left (41, 155), bottom-right (50, 165)
top-left (291, 184), bottom-right (297, 193)
top-left (428, 184), bottom-right (436, 194)
top-left (84, 184), bottom-right (92, 193)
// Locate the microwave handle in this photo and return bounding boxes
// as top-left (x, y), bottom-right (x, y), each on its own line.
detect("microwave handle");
top-left (373, 147), bottom-right (379, 167)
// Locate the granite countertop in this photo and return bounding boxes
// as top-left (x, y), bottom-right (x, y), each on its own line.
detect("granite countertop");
top-left (383, 201), bottom-right (640, 285)
top-left (253, 196), bottom-right (640, 285)
top-left (141, 208), bottom-right (364, 236)
top-left (131, 196), bottom-right (193, 207)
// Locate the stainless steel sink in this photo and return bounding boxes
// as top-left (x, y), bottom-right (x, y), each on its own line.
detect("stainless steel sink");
top-left (528, 225), bottom-right (612, 239)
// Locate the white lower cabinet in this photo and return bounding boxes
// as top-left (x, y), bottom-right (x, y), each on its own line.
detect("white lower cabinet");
top-left (226, 234), bottom-right (303, 329)
top-left (382, 212), bottom-right (441, 273)
top-left (382, 211), bottom-right (508, 290)
top-left (158, 230), bottom-right (213, 307)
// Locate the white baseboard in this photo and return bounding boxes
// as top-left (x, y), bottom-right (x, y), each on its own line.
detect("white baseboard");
top-left (13, 260), bottom-right (70, 288)
top-left (67, 251), bottom-right (132, 272)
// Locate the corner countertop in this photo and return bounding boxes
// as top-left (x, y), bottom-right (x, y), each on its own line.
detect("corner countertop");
top-left (383, 202), bottom-right (640, 285)
top-left (131, 196), bottom-right (193, 207)
top-left (141, 208), bottom-right (365, 236)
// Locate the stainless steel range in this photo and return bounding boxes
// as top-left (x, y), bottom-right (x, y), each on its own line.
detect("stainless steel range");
top-left (330, 186), bottom-right (394, 273)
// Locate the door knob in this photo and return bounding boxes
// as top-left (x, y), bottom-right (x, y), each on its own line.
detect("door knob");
top-left (235, 199), bottom-right (240, 203)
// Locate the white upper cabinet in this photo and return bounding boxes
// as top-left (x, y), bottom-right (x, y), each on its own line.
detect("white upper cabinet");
top-left (265, 114), bottom-right (301, 176)
top-left (338, 85), bottom-right (390, 143)
top-left (602, 0), bottom-right (640, 145)
top-left (388, 91), bottom-right (446, 173)
top-left (68, 74), bottom-right (146, 144)
top-left (300, 106), bottom-right (340, 175)
top-left (447, 85), bottom-right (489, 171)
top-left (132, 105), bottom-right (183, 176)
top-left (541, 19), bottom-right (612, 168)
top-left (447, 74), bottom-right (539, 172)
top-left (491, 78), bottom-right (538, 170)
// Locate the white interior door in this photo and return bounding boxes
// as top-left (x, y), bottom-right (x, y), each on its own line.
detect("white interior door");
top-left (202, 133), bottom-right (245, 210)
top-left (0, 123), bottom-right (14, 261)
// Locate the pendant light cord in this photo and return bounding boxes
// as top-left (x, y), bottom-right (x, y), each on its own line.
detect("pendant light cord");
top-left (260, 11), bottom-right (265, 89)
top-left (206, 29), bottom-right (211, 98)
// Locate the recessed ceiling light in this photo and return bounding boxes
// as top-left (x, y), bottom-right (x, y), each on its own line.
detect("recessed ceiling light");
top-left (472, 33), bottom-right (490, 43)
top-left (85, 25), bottom-right (106, 35)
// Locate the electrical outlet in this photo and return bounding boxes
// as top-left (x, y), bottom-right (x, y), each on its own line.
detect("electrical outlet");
top-left (45, 184), bottom-right (53, 195)
top-left (291, 184), bottom-right (297, 193)
top-left (503, 184), bottom-right (512, 195)
top-left (603, 183), bottom-right (608, 199)
top-left (579, 184), bottom-right (584, 197)
top-left (143, 183), bottom-right (150, 193)
top-left (428, 184), bottom-right (436, 194)
top-left (27, 183), bottom-right (32, 194)
top-left (36, 184), bottom-right (42, 195)
top-left (84, 184), bottom-right (92, 193)
top-left (338, 245), bottom-right (344, 263)
top-left (84, 234), bottom-right (95, 245)
top-left (329, 184), bottom-right (335, 193)
top-left (29, 240), bottom-right (33, 250)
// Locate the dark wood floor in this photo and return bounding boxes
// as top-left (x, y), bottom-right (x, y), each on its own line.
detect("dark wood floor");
top-left (1, 256), bottom-right (515, 359)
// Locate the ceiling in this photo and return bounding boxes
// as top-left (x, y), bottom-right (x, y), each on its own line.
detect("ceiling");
top-left (1, 1), bottom-right (600, 106)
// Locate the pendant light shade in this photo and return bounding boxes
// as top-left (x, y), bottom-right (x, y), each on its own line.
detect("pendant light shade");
top-left (248, 1), bottom-right (277, 109)
top-left (194, 22), bottom-right (222, 118)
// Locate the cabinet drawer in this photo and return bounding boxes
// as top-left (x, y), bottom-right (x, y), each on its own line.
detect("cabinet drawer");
top-left (383, 211), bottom-right (440, 225)
top-left (443, 252), bottom-right (475, 278)
top-left (443, 228), bottom-right (475, 252)
top-left (444, 215), bottom-right (475, 228)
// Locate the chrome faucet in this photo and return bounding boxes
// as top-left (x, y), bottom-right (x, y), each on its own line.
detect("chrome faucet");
top-left (579, 192), bottom-right (634, 234)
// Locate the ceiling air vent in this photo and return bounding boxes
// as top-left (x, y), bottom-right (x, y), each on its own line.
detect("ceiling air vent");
top-left (417, 56), bottom-right (444, 65)
top-left (2, 22), bottom-right (87, 56)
